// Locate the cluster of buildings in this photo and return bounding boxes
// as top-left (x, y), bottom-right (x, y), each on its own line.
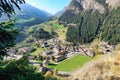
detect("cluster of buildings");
top-left (98, 42), bottom-right (115, 54)
top-left (39, 39), bottom-right (95, 64)
top-left (4, 39), bottom-right (95, 64)
top-left (2, 40), bottom-right (116, 76)
top-left (4, 47), bottom-right (35, 60)
top-left (5, 39), bottom-right (115, 67)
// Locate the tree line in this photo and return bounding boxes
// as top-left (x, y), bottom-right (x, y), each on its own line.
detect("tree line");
top-left (59, 0), bottom-right (120, 45)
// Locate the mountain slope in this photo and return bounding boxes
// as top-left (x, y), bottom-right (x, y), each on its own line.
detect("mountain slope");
top-left (0, 4), bottom-right (51, 31)
top-left (0, 4), bottom-right (51, 30)
top-left (59, 0), bottom-right (120, 44)
top-left (15, 4), bottom-right (51, 20)
top-left (0, 4), bottom-right (51, 21)
top-left (69, 51), bottom-right (120, 80)
top-left (14, 4), bottom-right (51, 42)
top-left (0, 4), bottom-right (51, 42)
top-left (22, 19), bottom-right (67, 43)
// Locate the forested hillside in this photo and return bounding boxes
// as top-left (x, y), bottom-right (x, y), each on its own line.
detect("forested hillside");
top-left (101, 7), bottom-right (120, 44)
top-left (22, 20), bottom-right (67, 43)
top-left (59, 0), bottom-right (120, 44)
top-left (0, 4), bottom-right (52, 42)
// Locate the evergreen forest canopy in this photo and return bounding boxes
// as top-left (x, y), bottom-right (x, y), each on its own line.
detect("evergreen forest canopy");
top-left (0, 0), bottom-right (25, 59)
top-left (59, 0), bottom-right (120, 45)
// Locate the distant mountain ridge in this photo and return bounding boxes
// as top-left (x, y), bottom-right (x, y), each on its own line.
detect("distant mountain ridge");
top-left (0, 4), bottom-right (51, 31)
top-left (13, 4), bottom-right (52, 42)
top-left (59, 0), bottom-right (120, 44)
top-left (0, 4), bottom-right (51, 22)
top-left (55, 7), bottom-right (67, 17)
top-left (16, 4), bottom-right (51, 20)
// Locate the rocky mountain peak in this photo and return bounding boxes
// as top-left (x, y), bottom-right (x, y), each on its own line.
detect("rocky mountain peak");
top-left (67, 0), bottom-right (105, 13)
top-left (106, 0), bottom-right (120, 9)
top-left (67, 0), bottom-right (120, 14)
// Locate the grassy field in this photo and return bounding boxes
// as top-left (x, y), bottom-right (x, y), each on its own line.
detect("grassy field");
top-left (48, 54), bottom-right (102, 72)
top-left (48, 55), bottom-right (92, 71)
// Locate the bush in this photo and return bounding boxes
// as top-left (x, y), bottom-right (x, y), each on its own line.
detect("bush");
top-left (45, 70), bottom-right (53, 76)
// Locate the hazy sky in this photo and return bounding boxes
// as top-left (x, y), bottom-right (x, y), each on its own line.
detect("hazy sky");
top-left (25, 0), bottom-right (71, 15)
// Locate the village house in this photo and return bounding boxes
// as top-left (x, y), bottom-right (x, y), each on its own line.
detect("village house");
top-left (16, 51), bottom-right (24, 55)
top-left (46, 39), bottom-right (54, 43)
top-left (7, 49), bottom-right (18, 56)
top-left (54, 55), bottom-right (67, 62)
top-left (15, 47), bottom-right (35, 55)
top-left (43, 59), bottom-right (50, 66)
top-left (4, 49), bottom-right (24, 60)
top-left (98, 42), bottom-right (114, 54)
top-left (35, 39), bottom-right (43, 43)
top-left (85, 49), bottom-right (95, 57)
top-left (28, 55), bottom-right (35, 60)
top-left (42, 57), bottom-right (51, 66)
top-left (3, 55), bottom-right (23, 60)
top-left (38, 66), bottom-right (53, 74)
top-left (53, 47), bottom-right (60, 55)
top-left (21, 47), bottom-right (35, 53)
top-left (41, 42), bottom-right (49, 48)
top-left (54, 39), bottom-right (61, 43)
top-left (41, 50), bottom-right (53, 57)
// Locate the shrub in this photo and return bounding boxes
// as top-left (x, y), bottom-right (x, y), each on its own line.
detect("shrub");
top-left (45, 70), bottom-right (53, 76)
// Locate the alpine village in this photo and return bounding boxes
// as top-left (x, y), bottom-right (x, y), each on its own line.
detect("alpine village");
top-left (0, 0), bottom-right (120, 80)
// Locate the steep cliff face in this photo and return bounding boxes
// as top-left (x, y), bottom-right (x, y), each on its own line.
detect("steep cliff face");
top-left (59, 0), bottom-right (120, 44)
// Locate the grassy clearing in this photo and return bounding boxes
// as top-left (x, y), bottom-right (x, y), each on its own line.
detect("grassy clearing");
top-left (40, 20), bottom-right (66, 32)
top-left (48, 55), bottom-right (92, 72)
top-left (48, 54), bottom-right (102, 72)
top-left (29, 60), bottom-right (42, 63)
top-left (30, 47), bottom-right (50, 56)
top-left (30, 48), bottom-right (44, 56)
